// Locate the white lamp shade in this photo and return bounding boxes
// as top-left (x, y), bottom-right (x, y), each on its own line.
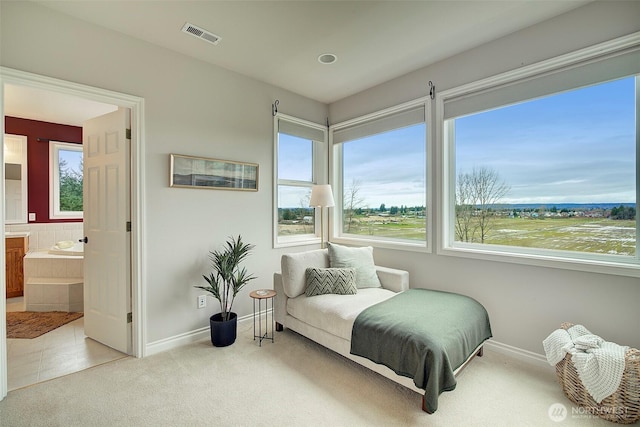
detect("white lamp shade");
top-left (309, 184), bottom-right (335, 208)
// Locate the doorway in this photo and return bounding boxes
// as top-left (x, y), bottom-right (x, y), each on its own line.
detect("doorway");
top-left (0, 67), bottom-right (145, 400)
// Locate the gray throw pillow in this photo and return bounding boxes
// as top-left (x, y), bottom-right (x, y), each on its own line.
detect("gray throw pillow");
top-left (305, 267), bottom-right (357, 297)
top-left (327, 242), bottom-right (382, 288)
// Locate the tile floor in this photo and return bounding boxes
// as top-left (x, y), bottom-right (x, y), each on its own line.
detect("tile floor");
top-left (6, 297), bottom-right (128, 391)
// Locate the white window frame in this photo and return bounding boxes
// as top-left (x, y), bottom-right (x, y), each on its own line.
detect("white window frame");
top-left (273, 113), bottom-right (327, 248)
top-left (329, 97), bottom-right (431, 252)
top-left (437, 32), bottom-right (640, 278)
top-left (49, 141), bottom-right (83, 220)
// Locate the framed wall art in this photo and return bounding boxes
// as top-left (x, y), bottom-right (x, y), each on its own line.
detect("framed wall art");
top-left (170, 154), bottom-right (258, 191)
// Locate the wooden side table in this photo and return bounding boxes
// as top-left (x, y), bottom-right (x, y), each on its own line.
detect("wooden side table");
top-left (250, 289), bottom-right (276, 346)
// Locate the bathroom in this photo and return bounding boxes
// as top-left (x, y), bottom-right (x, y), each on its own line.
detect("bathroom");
top-left (5, 113), bottom-right (86, 313)
top-left (4, 85), bottom-right (125, 390)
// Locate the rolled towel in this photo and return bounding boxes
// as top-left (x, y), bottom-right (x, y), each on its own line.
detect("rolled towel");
top-left (574, 334), bottom-right (604, 351)
top-left (55, 240), bottom-right (75, 249)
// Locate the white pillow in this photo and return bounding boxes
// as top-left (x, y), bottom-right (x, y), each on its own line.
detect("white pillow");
top-left (281, 249), bottom-right (329, 298)
top-left (327, 242), bottom-right (381, 288)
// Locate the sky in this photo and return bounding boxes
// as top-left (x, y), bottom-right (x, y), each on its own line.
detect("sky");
top-left (59, 148), bottom-right (83, 175)
top-left (279, 75), bottom-right (637, 209)
top-left (456, 76), bottom-right (636, 205)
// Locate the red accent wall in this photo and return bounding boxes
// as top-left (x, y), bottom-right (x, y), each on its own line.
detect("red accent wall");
top-left (5, 116), bottom-right (82, 223)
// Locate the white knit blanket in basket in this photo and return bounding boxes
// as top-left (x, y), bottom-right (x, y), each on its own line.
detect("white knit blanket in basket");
top-left (543, 325), bottom-right (628, 403)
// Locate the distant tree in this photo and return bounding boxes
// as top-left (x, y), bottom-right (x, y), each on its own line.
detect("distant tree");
top-left (59, 159), bottom-right (83, 211)
top-left (389, 206), bottom-right (398, 215)
top-left (455, 171), bottom-right (475, 242)
top-left (282, 209), bottom-right (294, 221)
top-left (456, 166), bottom-right (510, 243)
top-left (471, 166), bottom-right (510, 243)
top-left (344, 179), bottom-right (365, 232)
top-left (611, 204), bottom-right (636, 220)
top-left (379, 203), bottom-right (386, 213)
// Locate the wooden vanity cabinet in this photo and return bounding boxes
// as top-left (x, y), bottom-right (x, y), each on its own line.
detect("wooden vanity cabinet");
top-left (5, 236), bottom-right (28, 298)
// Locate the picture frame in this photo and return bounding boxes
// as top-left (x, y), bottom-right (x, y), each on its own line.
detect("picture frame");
top-left (170, 153), bottom-right (258, 191)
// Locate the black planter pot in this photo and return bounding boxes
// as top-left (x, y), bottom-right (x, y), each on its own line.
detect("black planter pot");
top-left (209, 312), bottom-right (238, 347)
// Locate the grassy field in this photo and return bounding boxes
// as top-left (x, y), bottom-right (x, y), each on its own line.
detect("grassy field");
top-left (280, 214), bottom-right (636, 256)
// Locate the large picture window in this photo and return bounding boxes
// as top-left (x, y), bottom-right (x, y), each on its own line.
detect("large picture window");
top-left (331, 100), bottom-right (428, 249)
top-left (274, 114), bottom-right (327, 247)
top-left (440, 35), bottom-right (640, 274)
top-left (49, 141), bottom-right (83, 220)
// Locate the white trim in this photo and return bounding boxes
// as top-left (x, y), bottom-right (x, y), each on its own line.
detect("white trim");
top-left (0, 66), bottom-right (147, 400)
top-left (484, 340), bottom-right (553, 371)
top-left (439, 32), bottom-right (640, 106)
top-left (49, 141), bottom-right (83, 220)
top-left (436, 32), bottom-right (640, 278)
top-left (329, 96), bottom-right (432, 252)
top-left (145, 311), bottom-right (257, 356)
top-left (3, 134), bottom-right (28, 224)
top-left (273, 113), bottom-right (328, 249)
top-left (0, 81), bottom-right (6, 400)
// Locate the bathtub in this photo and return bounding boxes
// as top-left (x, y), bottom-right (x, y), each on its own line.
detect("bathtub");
top-left (23, 247), bottom-right (84, 312)
top-left (48, 241), bottom-right (84, 256)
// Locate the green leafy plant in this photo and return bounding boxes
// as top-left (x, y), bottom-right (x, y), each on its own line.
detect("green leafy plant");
top-left (195, 235), bottom-right (256, 321)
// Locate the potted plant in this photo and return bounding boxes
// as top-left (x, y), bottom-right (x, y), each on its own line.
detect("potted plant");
top-left (195, 235), bottom-right (256, 347)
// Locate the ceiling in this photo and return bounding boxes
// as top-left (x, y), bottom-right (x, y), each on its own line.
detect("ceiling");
top-left (5, 1), bottom-right (590, 125)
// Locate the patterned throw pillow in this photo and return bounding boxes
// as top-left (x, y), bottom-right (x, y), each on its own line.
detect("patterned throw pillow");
top-left (305, 268), bottom-right (357, 297)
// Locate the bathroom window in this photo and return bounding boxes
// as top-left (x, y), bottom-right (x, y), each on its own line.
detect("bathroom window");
top-left (50, 141), bottom-right (83, 219)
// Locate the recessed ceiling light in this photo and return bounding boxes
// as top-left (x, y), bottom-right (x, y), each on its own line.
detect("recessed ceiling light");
top-left (318, 53), bottom-right (337, 65)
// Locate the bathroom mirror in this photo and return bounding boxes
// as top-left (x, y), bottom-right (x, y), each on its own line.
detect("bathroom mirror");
top-left (4, 134), bottom-right (28, 224)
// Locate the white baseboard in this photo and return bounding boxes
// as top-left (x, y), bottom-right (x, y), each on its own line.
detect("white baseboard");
top-left (484, 339), bottom-right (553, 371)
top-left (144, 311), bottom-right (260, 356)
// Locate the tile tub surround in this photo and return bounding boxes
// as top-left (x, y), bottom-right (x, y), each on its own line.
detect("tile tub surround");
top-left (5, 222), bottom-right (83, 252)
top-left (24, 250), bottom-right (84, 312)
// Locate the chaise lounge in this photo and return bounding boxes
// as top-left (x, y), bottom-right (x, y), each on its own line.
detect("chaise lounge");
top-left (273, 244), bottom-right (492, 413)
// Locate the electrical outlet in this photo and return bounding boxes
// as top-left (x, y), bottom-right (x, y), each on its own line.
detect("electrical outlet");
top-left (197, 295), bottom-right (207, 309)
top-left (28, 212), bottom-right (36, 221)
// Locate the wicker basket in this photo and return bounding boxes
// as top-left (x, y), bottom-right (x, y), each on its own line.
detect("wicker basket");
top-left (554, 323), bottom-right (640, 424)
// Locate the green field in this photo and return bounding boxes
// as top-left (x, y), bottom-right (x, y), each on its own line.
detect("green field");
top-left (341, 215), bottom-right (637, 256)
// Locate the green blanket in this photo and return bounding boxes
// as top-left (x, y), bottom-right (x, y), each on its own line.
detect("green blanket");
top-left (350, 289), bottom-right (492, 413)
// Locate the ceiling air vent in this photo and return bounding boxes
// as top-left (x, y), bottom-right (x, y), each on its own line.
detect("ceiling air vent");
top-left (181, 22), bottom-right (221, 46)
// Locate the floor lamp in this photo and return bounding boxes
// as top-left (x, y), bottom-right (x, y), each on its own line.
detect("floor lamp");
top-left (310, 184), bottom-right (335, 248)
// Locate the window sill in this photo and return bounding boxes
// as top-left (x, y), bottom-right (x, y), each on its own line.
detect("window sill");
top-left (274, 235), bottom-right (321, 249)
top-left (439, 244), bottom-right (640, 278)
top-left (331, 235), bottom-right (430, 253)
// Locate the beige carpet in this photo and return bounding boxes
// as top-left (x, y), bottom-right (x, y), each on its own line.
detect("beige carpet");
top-left (6, 311), bottom-right (84, 339)
top-left (0, 321), bottom-right (626, 426)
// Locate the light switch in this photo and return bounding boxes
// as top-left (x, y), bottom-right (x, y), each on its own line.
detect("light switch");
top-left (28, 212), bottom-right (36, 221)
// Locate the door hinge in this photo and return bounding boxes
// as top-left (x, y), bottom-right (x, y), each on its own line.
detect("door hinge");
top-left (126, 221), bottom-right (132, 232)
top-left (126, 128), bottom-right (131, 140)
top-left (127, 312), bottom-right (133, 323)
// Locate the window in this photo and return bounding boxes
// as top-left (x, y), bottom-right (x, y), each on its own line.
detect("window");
top-left (440, 35), bottom-right (640, 274)
top-left (50, 141), bottom-right (83, 219)
top-left (331, 99), bottom-right (429, 249)
top-left (274, 114), bottom-right (327, 247)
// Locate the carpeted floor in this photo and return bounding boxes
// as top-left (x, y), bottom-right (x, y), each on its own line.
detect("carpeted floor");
top-left (6, 311), bottom-right (84, 339)
top-left (0, 321), bottom-right (625, 426)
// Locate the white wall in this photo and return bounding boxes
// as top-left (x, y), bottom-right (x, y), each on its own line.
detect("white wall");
top-left (0, 1), bottom-right (327, 344)
top-left (1, 1), bottom-right (639, 357)
top-left (330, 1), bottom-right (640, 354)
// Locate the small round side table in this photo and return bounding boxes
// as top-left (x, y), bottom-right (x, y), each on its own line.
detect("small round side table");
top-left (250, 289), bottom-right (276, 346)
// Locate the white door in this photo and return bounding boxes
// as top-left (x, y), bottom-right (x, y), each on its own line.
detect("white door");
top-left (82, 108), bottom-right (132, 354)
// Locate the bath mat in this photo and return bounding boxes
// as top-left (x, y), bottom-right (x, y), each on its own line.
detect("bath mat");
top-left (6, 311), bottom-right (84, 339)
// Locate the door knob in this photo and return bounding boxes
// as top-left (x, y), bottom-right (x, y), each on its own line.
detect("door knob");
top-left (79, 237), bottom-right (89, 244)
